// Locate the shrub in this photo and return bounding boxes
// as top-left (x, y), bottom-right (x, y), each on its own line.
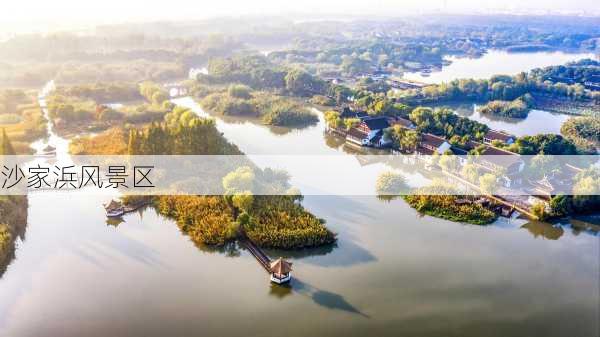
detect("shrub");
top-left (531, 202), bottom-right (548, 221)
top-left (227, 84), bottom-right (252, 99)
top-left (244, 196), bottom-right (336, 249)
top-left (478, 96), bottom-right (531, 118)
top-left (261, 103), bottom-right (318, 127)
top-left (376, 171), bottom-right (408, 196)
top-left (561, 116), bottom-right (599, 154)
top-left (156, 195), bottom-right (238, 246)
top-left (309, 95), bottom-right (335, 106)
top-left (404, 182), bottom-right (497, 225)
top-left (201, 92), bottom-right (257, 116)
top-left (69, 128), bottom-right (129, 155)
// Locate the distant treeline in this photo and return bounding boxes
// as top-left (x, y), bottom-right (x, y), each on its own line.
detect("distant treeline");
top-left (395, 61), bottom-right (600, 109)
top-left (199, 55), bottom-right (328, 97)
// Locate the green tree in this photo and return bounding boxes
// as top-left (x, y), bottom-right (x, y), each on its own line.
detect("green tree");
top-left (343, 118), bottom-right (360, 130)
top-left (549, 194), bottom-right (573, 216)
top-left (531, 202), bottom-right (548, 221)
top-left (222, 166), bottom-right (255, 194)
top-left (228, 84), bottom-right (252, 99)
top-left (376, 171), bottom-right (408, 196)
top-left (324, 110), bottom-right (341, 129)
top-left (479, 173), bottom-right (497, 194)
top-left (151, 91), bottom-right (168, 105)
top-left (232, 192), bottom-right (254, 212)
top-left (284, 69), bottom-right (325, 96)
top-left (461, 163), bottom-right (479, 184)
top-left (439, 153), bottom-right (458, 172)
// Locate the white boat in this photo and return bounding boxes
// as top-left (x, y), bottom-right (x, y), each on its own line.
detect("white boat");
top-left (104, 199), bottom-right (125, 217)
top-left (106, 208), bottom-right (125, 218)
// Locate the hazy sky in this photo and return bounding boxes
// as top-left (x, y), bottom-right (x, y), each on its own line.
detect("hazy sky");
top-left (1, 0), bottom-right (599, 33)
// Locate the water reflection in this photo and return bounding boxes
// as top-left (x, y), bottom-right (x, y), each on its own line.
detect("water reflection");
top-left (566, 217), bottom-right (600, 237)
top-left (192, 240), bottom-right (242, 258)
top-left (269, 282), bottom-right (293, 299)
top-left (521, 221), bottom-right (564, 240)
top-left (105, 217), bottom-right (125, 227)
top-left (0, 196), bottom-right (28, 278)
top-left (518, 216), bottom-right (600, 240)
top-left (324, 133), bottom-right (346, 150)
top-left (402, 50), bottom-right (594, 84)
top-left (205, 110), bottom-right (318, 136)
top-left (431, 102), bottom-right (571, 136)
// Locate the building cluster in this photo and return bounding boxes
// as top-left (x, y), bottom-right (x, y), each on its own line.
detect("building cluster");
top-left (328, 106), bottom-right (579, 211)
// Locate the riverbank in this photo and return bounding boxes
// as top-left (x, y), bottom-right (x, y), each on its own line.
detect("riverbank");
top-left (533, 93), bottom-right (600, 116)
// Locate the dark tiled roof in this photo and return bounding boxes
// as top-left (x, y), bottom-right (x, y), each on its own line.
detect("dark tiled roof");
top-left (479, 146), bottom-right (523, 171)
top-left (484, 130), bottom-right (515, 142)
top-left (420, 133), bottom-right (448, 148)
top-left (362, 117), bottom-right (390, 131)
top-left (480, 146), bottom-right (517, 156)
top-left (346, 127), bottom-right (367, 139)
top-left (340, 107), bottom-right (369, 119)
top-left (416, 146), bottom-right (435, 155)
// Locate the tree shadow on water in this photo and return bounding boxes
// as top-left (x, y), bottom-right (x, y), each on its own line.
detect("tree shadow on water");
top-left (269, 279), bottom-right (370, 318)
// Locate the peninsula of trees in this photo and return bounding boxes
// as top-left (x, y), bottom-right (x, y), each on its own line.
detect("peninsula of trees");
top-left (71, 102), bottom-right (335, 249)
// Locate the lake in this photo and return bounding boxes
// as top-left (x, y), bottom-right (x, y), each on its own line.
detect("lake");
top-left (1, 191), bottom-right (598, 337)
top-left (429, 102), bottom-right (573, 136)
top-left (403, 50), bottom-right (595, 84)
top-left (401, 50), bottom-right (593, 136)
top-left (0, 80), bottom-right (598, 336)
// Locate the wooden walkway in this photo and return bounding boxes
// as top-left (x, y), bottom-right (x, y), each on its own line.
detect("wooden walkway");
top-left (241, 237), bottom-right (272, 273)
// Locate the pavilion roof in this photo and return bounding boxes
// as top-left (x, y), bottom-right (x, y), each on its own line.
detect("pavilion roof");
top-left (104, 199), bottom-right (122, 210)
top-left (270, 258), bottom-right (292, 274)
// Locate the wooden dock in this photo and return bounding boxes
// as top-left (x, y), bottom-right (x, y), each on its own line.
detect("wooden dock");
top-left (241, 237), bottom-right (272, 272)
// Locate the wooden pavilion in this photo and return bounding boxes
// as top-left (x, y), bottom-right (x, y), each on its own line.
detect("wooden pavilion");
top-left (269, 258), bottom-right (292, 284)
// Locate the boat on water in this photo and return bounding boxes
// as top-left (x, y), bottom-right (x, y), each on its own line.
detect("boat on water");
top-left (104, 199), bottom-right (125, 218)
top-left (104, 199), bottom-right (150, 218)
top-left (106, 208), bottom-right (125, 217)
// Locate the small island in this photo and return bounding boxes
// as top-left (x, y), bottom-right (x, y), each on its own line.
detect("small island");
top-left (71, 101), bottom-right (335, 249)
top-left (478, 94), bottom-right (534, 118)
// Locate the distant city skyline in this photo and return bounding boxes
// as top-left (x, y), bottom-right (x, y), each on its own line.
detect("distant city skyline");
top-left (1, 0), bottom-right (599, 34)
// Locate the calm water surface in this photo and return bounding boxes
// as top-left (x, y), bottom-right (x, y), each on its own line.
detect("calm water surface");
top-left (0, 192), bottom-right (597, 337)
top-left (0, 94), bottom-right (598, 336)
top-left (403, 50), bottom-right (595, 84)
top-left (430, 102), bottom-right (572, 136)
